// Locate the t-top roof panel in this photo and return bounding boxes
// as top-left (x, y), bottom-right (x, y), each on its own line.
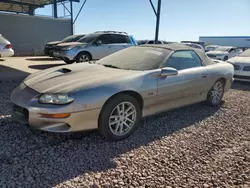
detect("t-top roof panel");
top-left (0, 0), bottom-right (79, 14)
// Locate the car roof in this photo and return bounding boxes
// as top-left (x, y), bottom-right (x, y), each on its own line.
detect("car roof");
top-left (141, 43), bottom-right (216, 66)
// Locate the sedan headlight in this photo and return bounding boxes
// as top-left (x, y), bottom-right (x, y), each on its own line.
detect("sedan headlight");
top-left (61, 46), bottom-right (75, 51)
top-left (39, 93), bottom-right (74, 104)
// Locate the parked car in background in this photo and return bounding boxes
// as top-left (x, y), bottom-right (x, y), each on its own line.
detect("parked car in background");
top-left (137, 39), bottom-right (169, 45)
top-left (205, 45), bottom-right (218, 52)
top-left (181, 43), bottom-right (205, 51)
top-left (44, 34), bottom-right (85, 57)
top-left (181, 41), bottom-right (205, 49)
top-left (0, 34), bottom-right (14, 57)
top-left (53, 31), bottom-right (137, 64)
top-left (11, 44), bottom-right (234, 141)
top-left (206, 46), bottom-right (242, 61)
top-left (227, 49), bottom-right (250, 82)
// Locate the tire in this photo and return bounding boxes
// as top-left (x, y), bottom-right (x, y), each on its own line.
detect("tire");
top-left (64, 60), bottom-right (75, 64)
top-left (223, 56), bottom-right (228, 61)
top-left (98, 94), bottom-right (141, 141)
top-left (76, 52), bottom-right (91, 63)
top-left (206, 80), bottom-right (225, 106)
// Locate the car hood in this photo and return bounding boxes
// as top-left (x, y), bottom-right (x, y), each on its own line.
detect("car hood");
top-left (47, 41), bottom-right (61, 45)
top-left (228, 56), bottom-right (250, 64)
top-left (24, 63), bottom-right (141, 93)
top-left (206, 51), bottom-right (228, 55)
top-left (57, 42), bottom-right (86, 47)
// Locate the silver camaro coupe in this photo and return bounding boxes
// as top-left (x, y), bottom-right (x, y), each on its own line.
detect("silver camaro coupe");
top-left (11, 44), bottom-right (234, 141)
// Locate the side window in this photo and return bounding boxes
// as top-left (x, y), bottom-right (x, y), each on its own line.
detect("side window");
top-left (96, 34), bottom-right (112, 44)
top-left (229, 48), bottom-right (235, 53)
top-left (108, 34), bottom-right (130, 44)
top-left (164, 50), bottom-right (202, 70)
top-left (122, 35), bottom-right (131, 43)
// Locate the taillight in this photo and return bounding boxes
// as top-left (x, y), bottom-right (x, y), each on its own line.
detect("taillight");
top-left (4, 44), bottom-right (12, 49)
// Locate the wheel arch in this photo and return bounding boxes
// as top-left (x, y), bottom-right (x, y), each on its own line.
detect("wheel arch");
top-left (76, 50), bottom-right (92, 60)
top-left (98, 90), bottom-right (144, 123)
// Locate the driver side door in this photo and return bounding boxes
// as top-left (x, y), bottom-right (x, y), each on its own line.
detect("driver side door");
top-left (156, 50), bottom-right (209, 112)
top-left (88, 34), bottom-right (114, 60)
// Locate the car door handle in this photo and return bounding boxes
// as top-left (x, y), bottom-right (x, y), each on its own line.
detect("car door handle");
top-left (201, 74), bottom-right (207, 78)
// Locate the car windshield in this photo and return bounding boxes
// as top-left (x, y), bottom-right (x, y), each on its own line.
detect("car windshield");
top-left (215, 46), bottom-right (232, 52)
top-left (77, 34), bottom-right (100, 43)
top-left (239, 49), bottom-right (250, 57)
top-left (97, 46), bottom-right (171, 71)
top-left (61, 35), bottom-right (81, 42)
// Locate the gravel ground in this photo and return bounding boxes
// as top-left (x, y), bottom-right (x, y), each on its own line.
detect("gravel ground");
top-left (0, 79), bottom-right (249, 188)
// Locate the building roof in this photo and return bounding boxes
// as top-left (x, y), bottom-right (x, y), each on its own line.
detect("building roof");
top-left (0, 0), bottom-right (78, 14)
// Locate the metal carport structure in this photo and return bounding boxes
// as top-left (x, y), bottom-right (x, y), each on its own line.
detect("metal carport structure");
top-left (0, 0), bottom-right (162, 43)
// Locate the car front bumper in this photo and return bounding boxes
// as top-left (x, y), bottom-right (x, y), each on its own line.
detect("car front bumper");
top-left (53, 49), bottom-right (76, 61)
top-left (234, 70), bottom-right (250, 82)
top-left (0, 49), bottom-right (14, 57)
top-left (11, 83), bottom-right (100, 133)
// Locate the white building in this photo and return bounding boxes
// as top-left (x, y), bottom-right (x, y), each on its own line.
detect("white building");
top-left (199, 36), bottom-right (250, 48)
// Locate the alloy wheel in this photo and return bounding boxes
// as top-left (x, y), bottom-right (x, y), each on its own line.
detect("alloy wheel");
top-left (108, 102), bottom-right (137, 136)
top-left (211, 81), bottom-right (223, 104)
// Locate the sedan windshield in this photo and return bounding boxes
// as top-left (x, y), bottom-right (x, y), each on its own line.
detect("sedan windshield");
top-left (239, 49), bottom-right (250, 57)
top-left (97, 46), bottom-right (171, 71)
top-left (215, 46), bottom-right (232, 52)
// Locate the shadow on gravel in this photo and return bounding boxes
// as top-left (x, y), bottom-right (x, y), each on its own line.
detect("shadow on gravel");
top-left (26, 57), bottom-right (60, 61)
top-left (231, 81), bottom-right (250, 91)
top-left (0, 77), bottom-right (221, 188)
top-left (28, 63), bottom-right (65, 70)
top-left (0, 64), bottom-right (29, 81)
top-left (0, 58), bottom-right (5, 61)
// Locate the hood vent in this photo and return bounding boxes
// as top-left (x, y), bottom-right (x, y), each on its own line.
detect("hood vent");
top-left (56, 68), bottom-right (71, 74)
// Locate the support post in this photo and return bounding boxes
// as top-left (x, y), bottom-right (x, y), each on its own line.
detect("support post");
top-left (53, 0), bottom-right (57, 18)
top-left (154, 0), bottom-right (161, 44)
top-left (70, 0), bottom-right (73, 34)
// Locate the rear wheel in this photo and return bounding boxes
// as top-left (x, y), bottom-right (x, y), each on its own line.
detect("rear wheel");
top-left (206, 80), bottom-right (225, 106)
top-left (76, 52), bottom-right (91, 63)
top-left (98, 94), bottom-right (141, 141)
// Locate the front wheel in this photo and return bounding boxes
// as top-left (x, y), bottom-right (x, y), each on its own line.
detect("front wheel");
top-left (98, 94), bottom-right (141, 141)
top-left (206, 80), bottom-right (225, 106)
top-left (76, 52), bottom-right (91, 63)
top-left (223, 56), bottom-right (228, 61)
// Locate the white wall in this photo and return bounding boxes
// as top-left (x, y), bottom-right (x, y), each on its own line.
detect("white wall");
top-left (0, 13), bottom-right (71, 55)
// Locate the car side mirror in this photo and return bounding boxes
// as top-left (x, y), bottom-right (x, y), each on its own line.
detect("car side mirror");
top-left (160, 67), bottom-right (178, 77)
top-left (96, 40), bottom-right (102, 46)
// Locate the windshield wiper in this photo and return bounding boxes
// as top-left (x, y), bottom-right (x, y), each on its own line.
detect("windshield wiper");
top-left (102, 64), bottom-right (121, 69)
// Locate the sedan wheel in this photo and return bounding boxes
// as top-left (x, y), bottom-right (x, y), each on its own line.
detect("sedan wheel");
top-left (207, 80), bottom-right (224, 106)
top-left (98, 94), bottom-right (141, 141)
top-left (109, 102), bottom-right (137, 136)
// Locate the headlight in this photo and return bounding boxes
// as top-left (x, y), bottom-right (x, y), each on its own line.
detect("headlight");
top-left (61, 46), bottom-right (75, 51)
top-left (39, 93), bottom-right (74, 104)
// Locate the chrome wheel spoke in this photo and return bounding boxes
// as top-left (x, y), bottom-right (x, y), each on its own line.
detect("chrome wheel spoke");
top-left (109, 101), bottom-right (137, 136)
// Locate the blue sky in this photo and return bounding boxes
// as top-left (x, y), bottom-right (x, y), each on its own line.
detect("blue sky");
top-left (36, 0), bottom-right (250, 42)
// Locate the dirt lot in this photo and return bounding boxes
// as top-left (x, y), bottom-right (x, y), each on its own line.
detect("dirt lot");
top-left (0, 57), bottom-right (249, 188)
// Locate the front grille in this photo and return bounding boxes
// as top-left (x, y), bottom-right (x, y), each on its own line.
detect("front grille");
top-left (12, 104), bottom-right (29, 124)
top-left (233, 64), bottom-right (240, 70)
top-left (234, 75), bottom-right (250, 80)
top-left (207, 54), bottom-right (216, 58)
top-left (243, 66), bottom-right (250, 71)
top-left (54, 46), bottom-right (63, 50)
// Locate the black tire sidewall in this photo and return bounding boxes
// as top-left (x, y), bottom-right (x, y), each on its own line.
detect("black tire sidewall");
top-left (98, 94), bottom-right (141, 141)
top-left (223, 56), bottom-right (228, 61)
top-left (76, 52), bottom-right (91, 63)
top-left (207, 80), bottom-right (225, 106)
